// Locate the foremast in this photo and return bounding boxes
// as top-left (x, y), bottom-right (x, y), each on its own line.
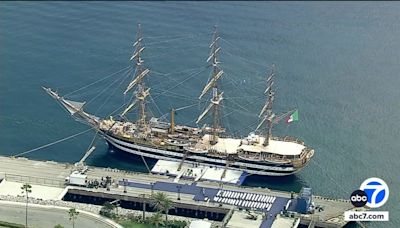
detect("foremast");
top-left (257, 65), bottom-right (276, 146)
top-left (196, 26), bottom-right (224, 145)
top-left (122, 23), bottom-right (151, 134)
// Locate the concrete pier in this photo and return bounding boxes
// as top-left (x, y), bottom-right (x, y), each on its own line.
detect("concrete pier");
top-left (0, 156), bottom-right (359, 228)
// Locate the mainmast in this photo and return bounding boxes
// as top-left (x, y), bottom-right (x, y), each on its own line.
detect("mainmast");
top-left (257, 65), bottom-right (276, 146)
top-left (122, 24), bottom-right (151, 132)
top-left (196, 25), bottom-right (224, 145)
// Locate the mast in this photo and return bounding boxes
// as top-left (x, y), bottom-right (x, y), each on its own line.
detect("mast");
top-left (258, 64), bottom-right (276, 146)
top-left (123, 23), bottom-right (151, 131)
top-left (196, 25), bottom-right (224, 145)
top-left (170, 108), bottom-right (175, 134)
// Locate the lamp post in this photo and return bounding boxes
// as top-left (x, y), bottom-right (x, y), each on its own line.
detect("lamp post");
top-left (123, 179), bottom-right (127, 193)
top-left (140, 193), bottom-right (146, 220)
top-left (176, 185), bottom-right (182, 200)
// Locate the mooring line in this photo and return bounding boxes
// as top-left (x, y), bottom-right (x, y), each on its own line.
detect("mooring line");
top-left (13, 128), bottom-right (92, 157)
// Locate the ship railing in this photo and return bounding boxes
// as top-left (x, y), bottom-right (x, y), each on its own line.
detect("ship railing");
top-left (272, 136), bottom-right (305, 145)
top-left (238, 154), bottom-right (291, 163)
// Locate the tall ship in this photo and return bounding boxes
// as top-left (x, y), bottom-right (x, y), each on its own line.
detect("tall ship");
top-left (44, 24), bottom-right (314, 176)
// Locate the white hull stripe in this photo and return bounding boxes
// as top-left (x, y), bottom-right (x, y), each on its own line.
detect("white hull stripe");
top-left (104, 134), bottom-right (300, 176)
top-left (105, 134), bottom-right (295, 171)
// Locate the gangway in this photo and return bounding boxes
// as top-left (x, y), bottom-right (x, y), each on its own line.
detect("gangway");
top-left (78, 146), bottom-right (96, 164)
top-left (195, 167), bottom-right (208, 181)
top-left (74, 146), bottom-right (96, 173)
top-left (221, 160), bottom-right (232, 179)
top-left (177, 150), bottom-right (189, 171)
top-left (174, 169), bottom-right (187, 183)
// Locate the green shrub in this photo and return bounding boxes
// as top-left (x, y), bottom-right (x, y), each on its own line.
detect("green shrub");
top-left (165, 220), bottom-right (187, 228)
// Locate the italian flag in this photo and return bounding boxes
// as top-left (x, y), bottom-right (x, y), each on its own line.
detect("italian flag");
top-left (286, 110), bottom-right (299, 123)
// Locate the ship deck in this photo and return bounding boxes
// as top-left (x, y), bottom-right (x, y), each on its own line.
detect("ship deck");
top-left (197, 134), bottom-right (307, 157)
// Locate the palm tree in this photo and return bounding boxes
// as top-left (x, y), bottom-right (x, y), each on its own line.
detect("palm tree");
top-left (151, 192), bottom-right (174, 223)
top-left (148, 212), bottom-right (164, 228)
top-left (68, 208), bottom-right (79, 228)
top-left (162, 197), bottom-right (173, 223)
top-left (100, 201), bottom-right (116, 218)
top-left (21, 183), bottom-right (32, 228)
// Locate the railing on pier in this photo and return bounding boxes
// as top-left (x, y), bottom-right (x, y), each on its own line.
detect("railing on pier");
top-left (3, 173), bottom-right (65, 188)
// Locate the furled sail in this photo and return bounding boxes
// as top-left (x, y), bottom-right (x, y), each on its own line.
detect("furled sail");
top-left (264, 81), bottom-right (274, 94)
top-left (209, 37), bottom-right (220, 48)
top-left (121, 100), bottom-right (137, 116)
top-left (199, 70), bottom-right (224, 99)
top-left (259, 102), bottom-right (268, 118)
top-left (130, 47), bottom-right (145, 60)
top-left (124, 68), bottom-right (150, 94)
top-left (137, 88), bottom-right (151, 100)
top-left (196, 103), bottom-right (213, 124)
top-left (206, 47), bottom-right (221, 63)
top-left (132, 38), bottom-right (143, 47)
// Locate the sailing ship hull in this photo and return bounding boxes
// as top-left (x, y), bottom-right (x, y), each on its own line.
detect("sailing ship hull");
top-left (103, 133), bottom-right (305, 176)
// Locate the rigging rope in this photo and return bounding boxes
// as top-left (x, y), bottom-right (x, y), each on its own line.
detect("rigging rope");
top-left (145, 45), bottom-right (208, 60)
top-left (158, 102), bottom-right (205, 120)
top-left (85, 128), bottom-right (99, 153)
top-left (152, 88), bottom-right (199, 102)
top-left (151, 66), bottom-right (208, 101)
top-left (86, 67), bottom-right (131, 106)
top-left (107, 103), bottom-right (127, 117)
top-left (145, 36), bottom-right (196, 46)
top-left (151, 65), bottom-right (205, 77)
top-left (224, 95), bottom-right (263, 100)
top-left (143, 32), bottom-right (211, 40)
top-left (64, 66), bottom-right (130, 97)
top-left (13, 128), bottom-right (92, 157)
top-left (144, 32), bottom-right (209, 46)
top-left (225, 98), bottom-right (251, 113)
top-left (95, 66), bottom-right (133, 115)
top-left (148, 93), bottom-right (164, 118)
top-left (220, 38), bottom-right (270, 69)
top-left (106, 65), bottom-right (206, 119)
top-left (175, 103), bottom-right (201, 112)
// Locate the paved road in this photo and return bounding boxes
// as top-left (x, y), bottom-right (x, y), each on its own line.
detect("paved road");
top-left (0, 202), bottom-right (116, 228)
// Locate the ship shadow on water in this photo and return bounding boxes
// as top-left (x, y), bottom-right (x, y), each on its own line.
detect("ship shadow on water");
top-left (242, 174), bottom-right (305, 193)
top-left (88, 144), bottom-right (157, 173)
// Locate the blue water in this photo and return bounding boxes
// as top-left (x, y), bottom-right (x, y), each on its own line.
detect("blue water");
top-left (1, 2), bottom-right (399, 227)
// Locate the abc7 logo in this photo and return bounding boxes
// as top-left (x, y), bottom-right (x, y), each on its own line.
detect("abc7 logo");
top-left (350, 177), bottom-right (389, 208)
top-left (350, 190), bottom-right (368, 207)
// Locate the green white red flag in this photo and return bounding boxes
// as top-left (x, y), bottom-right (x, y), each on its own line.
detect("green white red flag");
top-left (286, 110), bottom-right (299, 123)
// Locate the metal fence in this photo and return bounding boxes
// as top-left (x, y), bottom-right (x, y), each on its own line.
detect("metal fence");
top-left (4, 173), bottom-right (65, 187)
